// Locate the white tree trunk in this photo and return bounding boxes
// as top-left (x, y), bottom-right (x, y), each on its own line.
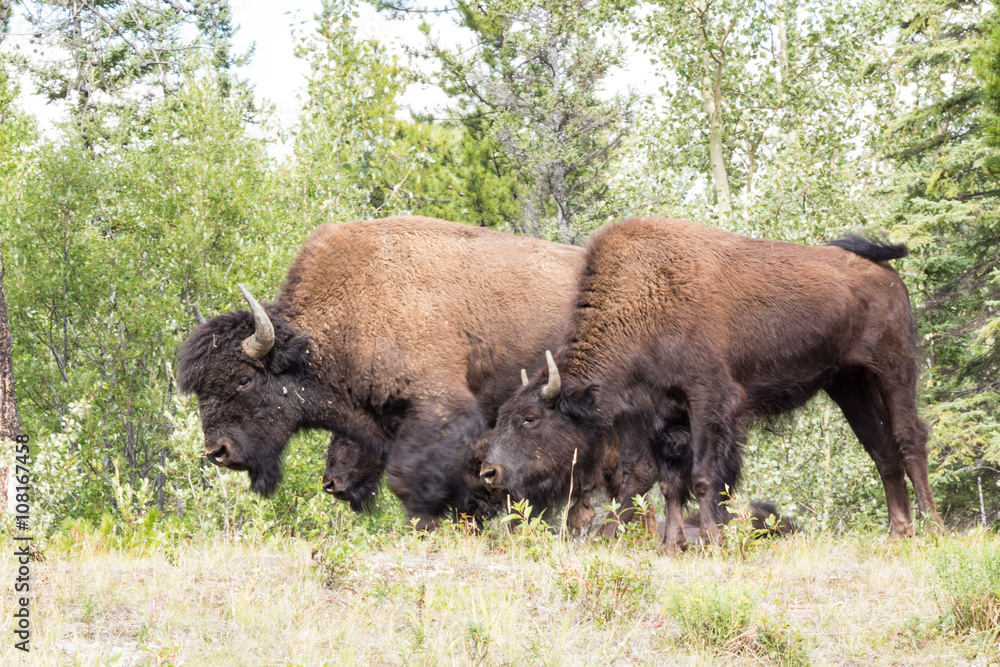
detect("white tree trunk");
top-left (701, 49), bottom-right (732, 223)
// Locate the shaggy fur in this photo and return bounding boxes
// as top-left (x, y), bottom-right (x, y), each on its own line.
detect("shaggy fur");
top-left (483, 217), bottom-right (943, 551)
top-left (178, 217), bottom-right (585, 523)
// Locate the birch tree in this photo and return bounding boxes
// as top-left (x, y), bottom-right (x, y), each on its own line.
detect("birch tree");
top-left (638, 0), bottom-right (898, 237)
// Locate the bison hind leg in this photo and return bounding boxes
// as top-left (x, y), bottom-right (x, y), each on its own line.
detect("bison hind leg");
top-left (826, 367), bottom-right (916, 538)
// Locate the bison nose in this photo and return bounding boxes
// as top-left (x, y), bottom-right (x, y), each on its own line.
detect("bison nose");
top-left (322, 474), bottom-right (342, 495)
top-left (479, 463), bottom-right (502, 486)
top-left (204, 437), bottom-right (235, 467)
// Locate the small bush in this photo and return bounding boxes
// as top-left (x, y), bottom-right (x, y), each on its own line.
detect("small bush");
top-left (663, 580), bottom-right (756, 649)
top-left (929, 537), bottom-right (1000, 652)
top-left (311, 525), bottom-right (368, 588)
top-left (498, 498), bottom-right (556, 559)
top-left (553, 554), bottom-right (655, 625)
top-left (661, 581), bottom-right (808, 663)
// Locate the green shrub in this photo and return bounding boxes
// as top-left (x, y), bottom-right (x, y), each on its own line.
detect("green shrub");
top-left (663, 580), bottom-right (756, 649)
top-left (929, 536), bottom-right (1000, 651)
top-left (553, 554), bottom-right (655, 625)
top-left (661, 580), bottom-right (809, 663)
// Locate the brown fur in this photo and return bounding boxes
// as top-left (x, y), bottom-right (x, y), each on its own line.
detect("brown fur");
top-left (484, 218), bottom-right (943, 551)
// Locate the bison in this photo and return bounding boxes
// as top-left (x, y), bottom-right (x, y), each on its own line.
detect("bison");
top-left (178, 216), bottom-right (593, 527)
top-left (481, 217), bottom-right (943, 551)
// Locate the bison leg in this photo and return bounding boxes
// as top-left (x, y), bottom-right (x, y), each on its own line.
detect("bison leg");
top-left (596, 419), bottom-right (660, 539)
top-left (653, 424), bottom-right (692, 554)
top-left (826, 368), bottom-right (915, 538)
top-left (385, 395), bottom-right (487, 528)
top-left (688, 383), bottom-right (746, 546)
top-left (872, 365), bottom-right (944, 534)
top-left (566, 493), bottom-right (597, 533)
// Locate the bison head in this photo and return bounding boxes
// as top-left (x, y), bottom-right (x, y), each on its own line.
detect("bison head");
top-left (177, 286), bottom-right (313, 496)
top-left (479, 351), bottom-right (606, 508)
top-left (322, 433), bottom-right (386, 512)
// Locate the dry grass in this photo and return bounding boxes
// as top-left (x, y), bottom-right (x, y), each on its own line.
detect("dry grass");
top-left (2, 524), bottom-right (998, 666)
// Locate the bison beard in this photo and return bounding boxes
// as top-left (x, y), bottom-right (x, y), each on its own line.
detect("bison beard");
top-left (484, 217), bottom-right (943, 551)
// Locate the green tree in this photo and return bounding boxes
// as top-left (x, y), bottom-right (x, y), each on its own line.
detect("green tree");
top-left (291, 0), bottom-right (426, 225)
top-left (399, 0), bottom-right (637, 243)
top-left (881, 0), bottom-right (1000, 525)
top-left (638, 0), bottom-right (897, 237)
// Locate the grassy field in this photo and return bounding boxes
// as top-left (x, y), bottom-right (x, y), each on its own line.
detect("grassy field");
top-left (2, 515), bottom-right (999, 666)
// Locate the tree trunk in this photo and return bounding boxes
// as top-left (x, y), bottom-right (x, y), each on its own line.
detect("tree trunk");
top-left (701, 48), bottom-right (732, 223)
top-left (0, 240), bottom-right (23, 514)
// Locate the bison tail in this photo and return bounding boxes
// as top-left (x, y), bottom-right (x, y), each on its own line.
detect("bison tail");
top-left (827, 235), bottom-right (908, 262)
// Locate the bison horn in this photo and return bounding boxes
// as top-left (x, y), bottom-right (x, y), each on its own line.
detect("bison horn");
top-left (521, 369), bottom-right (529, 387)
top-left (193, 305), bottom-right (207, 325)
top-left (238, 283), bottom-right (275, 359)
top-left (540, 350), bottom-right (561, 400)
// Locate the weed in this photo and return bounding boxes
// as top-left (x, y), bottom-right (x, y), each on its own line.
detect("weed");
top-left (464, 620), bottom-right (492, 665)
top-left (79, 595), bottom-right (100, 626)
top-left (311, 526), bottom-right (367, 587)
top-left (499, 498), bottom-right (555, 559)
top-left (928, 536), bottom-right (1000, 656)
top-left (719, 492), bottom-right (776, 559)
top-left (663, 580), bottom-right (756, 650)
top-left (662, 581), bottom-right (808, 662)
top-left (753, 612), bottom-right (810, 666)
top-left (553, 554), bottom-right (655, 625)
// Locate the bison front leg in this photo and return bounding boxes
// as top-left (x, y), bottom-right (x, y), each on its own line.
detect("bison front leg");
top-left (385, 396), bottom-right (487, 528)
top-left (597, 422), bottom-right (660, 539)
top-left (652, 422), bottom-right (693, 554)
top-left (688, 384), bottom-right (746, 547)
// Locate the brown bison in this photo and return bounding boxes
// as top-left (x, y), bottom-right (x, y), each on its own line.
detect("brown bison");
top-left (178, 217), bottom-right (585, 527)
top-left (481, 217), bottom-right (943, 551)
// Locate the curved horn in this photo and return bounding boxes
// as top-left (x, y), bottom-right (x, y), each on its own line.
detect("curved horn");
top-left (540, 350), bottom-right (561, 400)
top-left (521, 369), bottom-right (529, 387)
top-left (193, 305), bottom-right (207, 325)
top-left (238, 283), bottom-right (275, 359)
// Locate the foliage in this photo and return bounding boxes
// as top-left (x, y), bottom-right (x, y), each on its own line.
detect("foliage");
top-left (929, 536), bottom-right (1000, 648)
top-left (291, 0), bottom-right (428, 223)
top-left (552, 552), bottom-right (655, 625)
top-left (662, 579), bottom-right (757, 649)
top-left (739, 396), bottom-right (890, 532)
top-left (637, 0), bottom-right (898, 234)
top-left (661, 579), bottom-right (808, 662)
top-left (20, 0), bottom-right (242, 132)
top-left (398, 0), bottom-right (638, 243)
top-left (881, 0), bottom-right (1000, 526)
top-left (5, 72), bottom-right (284, 528)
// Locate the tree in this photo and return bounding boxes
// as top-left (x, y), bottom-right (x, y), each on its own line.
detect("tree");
top-left (291, 0), bottom-right (426, 225)
top-left (401, 0), bottom-right (638, 243)
top-left (0, 0), bottom-right (31, 518)
top-left (638, 0), bottom-right (898, 237)
top-left (20, 0), bottom-right (241, 142)
top-left (0, 243), bottom-right (22, 514)
top-left (881, 0), bottom-right (1000, 525)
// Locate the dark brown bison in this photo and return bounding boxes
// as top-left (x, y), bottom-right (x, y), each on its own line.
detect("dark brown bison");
top-left (321, 393), bottom-right (795, 539)
top-left (481, 217), bottom-right (943, 551)
top-left (178, 217), bottom-right (584, 527)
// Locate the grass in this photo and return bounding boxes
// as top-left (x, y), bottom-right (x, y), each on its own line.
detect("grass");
top-left (1, 517), bottom-right (998, 666)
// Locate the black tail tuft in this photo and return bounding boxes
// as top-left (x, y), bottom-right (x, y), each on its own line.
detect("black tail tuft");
top-left (827, 235), bottom-right (908, 262)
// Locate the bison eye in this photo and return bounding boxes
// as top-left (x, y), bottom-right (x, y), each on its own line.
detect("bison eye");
top-left (237, 377), bottom-right (252, 390)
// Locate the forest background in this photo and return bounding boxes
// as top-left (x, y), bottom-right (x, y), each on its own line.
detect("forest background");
top-left (0, 0), bottom-right (998, 543)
